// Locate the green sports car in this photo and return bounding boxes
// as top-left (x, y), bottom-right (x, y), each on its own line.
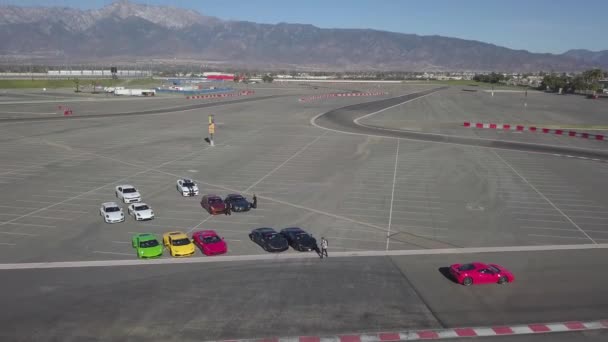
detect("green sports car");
top-left (132, 233), bottom-right (163, 258)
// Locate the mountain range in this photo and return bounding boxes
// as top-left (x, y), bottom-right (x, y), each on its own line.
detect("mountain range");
top-left (0, 0), bottom-right (606, 72)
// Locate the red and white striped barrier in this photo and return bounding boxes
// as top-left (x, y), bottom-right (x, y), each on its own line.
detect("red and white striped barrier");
top-left (186, 90), bottom-right (255, 100)
top-left (58, 105), bottom-right (73, 116)
top-left (299, 92), bottom-right (387, 103)
top-left (212, 319), bottom-right (608, 342)
top-left (464, 122), bottom-right (605, 141)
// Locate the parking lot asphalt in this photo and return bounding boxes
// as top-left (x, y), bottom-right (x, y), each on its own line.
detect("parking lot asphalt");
top-left (0, 85), bottom-right (608, 262)
top-left (1, 84), bottom-right (607, 341)
top-left (1, 249), bottom-right (606, 341)
top-left (360, 87), bottom-right (608, 152)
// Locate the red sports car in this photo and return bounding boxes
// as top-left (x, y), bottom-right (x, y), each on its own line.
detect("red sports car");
top-left (192, 230), bottom-right (227, 256)
top-left (449, 262), bottom-right (514, 286)
top-left (201, 194), bottom-right (226, 215)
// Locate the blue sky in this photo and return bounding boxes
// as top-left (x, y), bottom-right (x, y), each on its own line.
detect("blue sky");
top-left (4, 0), bottom-right (607, 53)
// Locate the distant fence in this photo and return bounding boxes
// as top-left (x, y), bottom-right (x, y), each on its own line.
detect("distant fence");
top-left (155, 87), bottom-right (234, 95)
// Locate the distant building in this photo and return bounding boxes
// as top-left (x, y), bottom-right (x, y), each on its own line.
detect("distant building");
top-left (202, 72), bottom-right (234, 81)
top-left (47, 69), bottom-right (151, 77)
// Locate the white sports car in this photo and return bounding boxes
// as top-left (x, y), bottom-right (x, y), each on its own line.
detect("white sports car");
top-left (176, 179), bottom-right (199, 197)
top-left (99, 202), bottom-right (125, 223)
top-left (127, 203), bottom-right (155, 221)
top-left (115, 184), bottom-right (141, 203)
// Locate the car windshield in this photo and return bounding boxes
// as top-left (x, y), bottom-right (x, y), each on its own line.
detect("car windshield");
top-left (134, 205), bottom-right (149, 211)
top-left (488, 266), bottom-right (500, 273)
top-left (231, 196), bottom-right (245, 201)
top-left (123, 188), bottom-right (136, 193)
top-left (202, 236), bottom-right (221, 243)
top-left (140, 240), bottom-right (159, 248)
top-left (295, 233), bottom-right (309, 240)
top-left (209, 198), bottom-right (223, 204)
top-left (264, 233), bottom-right (278, 239)
top-left (105, 207), bottom-right (120, 212)
top-left (183, 182), bottom-right (195, 187)
top-left (172, 238), bottom-right (190, 246)
top-left (458, 264), bottom-right (476, 271)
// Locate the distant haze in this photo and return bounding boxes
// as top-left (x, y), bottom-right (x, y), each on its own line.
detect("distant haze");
top-left (0, 0), bottom-right (606, 71)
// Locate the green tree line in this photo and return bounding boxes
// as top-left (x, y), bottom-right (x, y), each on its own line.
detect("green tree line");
top-left (540, 69), bottom-right (604, 93)
top-left (472, 72), bottom-right (506, 83)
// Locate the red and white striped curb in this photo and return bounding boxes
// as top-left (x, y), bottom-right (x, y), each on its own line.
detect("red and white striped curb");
top-left (211, 319), bottom-right (608, 342)
top-left (186, 90), bottom-right (255, 100)
top-left (464, 122), bottom-right (605, 141)
top-left (299, 92), bottom-right (387, 102)
top-left (57, 105), bottom-right (73, 116)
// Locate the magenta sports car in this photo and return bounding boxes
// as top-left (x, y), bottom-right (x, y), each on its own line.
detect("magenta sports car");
top-left (449, 262), bottom-right (515, 286)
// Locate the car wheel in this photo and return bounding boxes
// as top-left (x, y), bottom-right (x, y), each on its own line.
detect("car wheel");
top-left (463, 277), bottom-right (473, 286)
top-left (498, 276), bottom-right (508, 284)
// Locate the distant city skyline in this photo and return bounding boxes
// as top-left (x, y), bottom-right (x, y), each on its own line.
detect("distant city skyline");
top-left (3, 0), bottom-right (607, 54)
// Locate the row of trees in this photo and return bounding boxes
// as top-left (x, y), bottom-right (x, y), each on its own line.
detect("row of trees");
top-left (540, 69), bottom-right (604, 93)
top-left (472, 72), bottom-right (510, 83)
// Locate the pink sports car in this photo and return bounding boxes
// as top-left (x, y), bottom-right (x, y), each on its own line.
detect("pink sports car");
top-left (449, 262), bottom-right (515, 286)
top-left (192, 230), bottom-right (227, 256)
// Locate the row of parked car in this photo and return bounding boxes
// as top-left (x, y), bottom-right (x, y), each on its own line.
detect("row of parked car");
top-left (132, 230), bottom-right (226, 258)
top-left (100, 179), bottom-right (257, 224)
top-left (131, 227), bottom-right (318, 258)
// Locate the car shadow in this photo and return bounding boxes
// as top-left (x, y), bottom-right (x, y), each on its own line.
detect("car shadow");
top-left (438, 267), bottom-right (458, 284)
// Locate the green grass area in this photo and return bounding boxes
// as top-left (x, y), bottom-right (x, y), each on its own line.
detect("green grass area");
top-left (0, 78), bottom-right (162, 89)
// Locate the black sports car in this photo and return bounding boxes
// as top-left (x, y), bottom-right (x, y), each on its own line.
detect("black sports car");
top-left (280, 227), bottom-right (317, 252)
top-left (249, 228), bottom-right (289, 252)
top-left (225, 194), bottom-right (251, 212)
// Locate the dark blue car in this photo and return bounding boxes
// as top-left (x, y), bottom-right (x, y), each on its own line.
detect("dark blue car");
top-left (224, 194), bottom-right (251, 212)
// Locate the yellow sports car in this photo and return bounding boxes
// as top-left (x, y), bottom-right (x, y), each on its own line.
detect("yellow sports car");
top-left (163, 231), bottom-right (195, 257)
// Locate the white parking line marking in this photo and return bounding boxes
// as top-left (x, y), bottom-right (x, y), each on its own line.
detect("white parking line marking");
top-left (329, 236), bottom-right (411, 245)
top-left (562, 208), bottom-right (608, 213)
top-left (153, 216), bottom-right (201, 222)
top-left (33, 194), bottom-right (72, 199)
top-left (516, 218), bottom-right (568, 224)
top-left (493, 151), bottom-right (596, 244)
top-left (528, 234), bottom-right (591, 240)
top-left (15, 199), bottom-right (54, 205)
top-left (4, 222), bottom-right (56, 228)
top-left (43, 208), bottom-right (88, 214)
top-left (93, 251), bottom-right (133, 256)
top-left (0, 204), bottom-right (38, 210)
top-left (27, 215), bottom-right (72, 221)
top-left (584, 229), bottom-right (608, 234)
top-left (0, 137), bottom-right (236, 229)
top-left (568, 215), bottom-right (608, 220)
top-left (0, 231), bottom-right (37, 236)
top-left (3, 243), bottom-right (608, 270)
top-left (55, 140), bottom-right (445, 244)
top-left (0, 242), bottom-right (16, 245)
top-left (520, 226), bottom-right (579, 232)
top-left (208, 220), bottom-right (262, 226)
top-left (244, 132), bottom-right (327, 193)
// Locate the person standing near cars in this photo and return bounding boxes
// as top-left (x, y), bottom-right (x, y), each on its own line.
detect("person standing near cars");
top-left (320, 237), bottom-right (328, 258)
top-left (225, 200), bottom-right (232, 216)
top-left (252, 194), bottom-right (258, 209)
